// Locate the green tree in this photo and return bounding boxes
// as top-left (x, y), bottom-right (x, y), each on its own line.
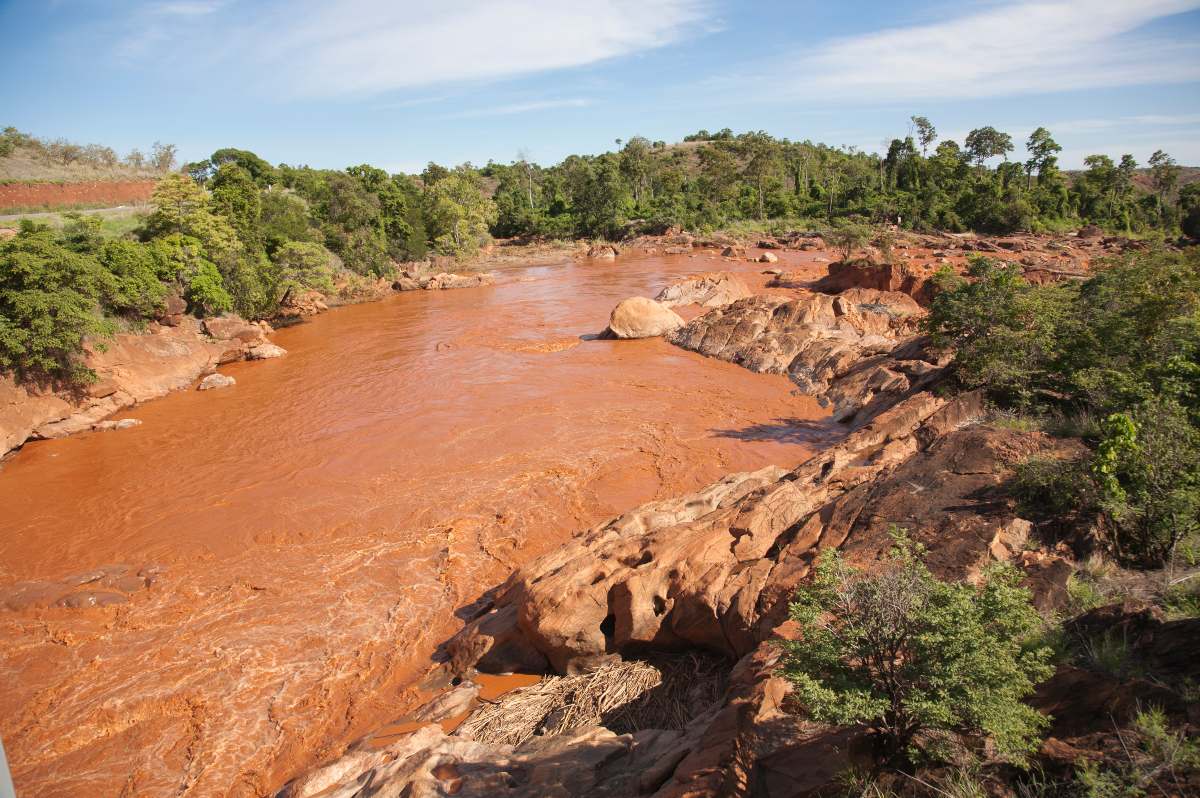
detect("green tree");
top-left (425, 169), bottom-right (499, 257)
top-left (1024, 127), bottom-right (1062, 189)
top-left (964, 126), bottom-right (1014, 166)
top-left (210, 162), bottom-right (265, 253)
top-left (911, 115), bottom-right (937, 157)
top-left (827, 221), bottom-right (872, 262)
top-left (96, 240), bottom-right (169, 318)
top-left (1092, 401), bottom-right (1200, 568)
top-left (272, 240), bottom-right (337, 294)
top-left (0, 227), bottom-right (115, 383)
top-left (782, 531), bottom-right (1053, 762)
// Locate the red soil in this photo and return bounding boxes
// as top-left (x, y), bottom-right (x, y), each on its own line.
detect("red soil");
top-left (0, 180), bottom-right (158, 211)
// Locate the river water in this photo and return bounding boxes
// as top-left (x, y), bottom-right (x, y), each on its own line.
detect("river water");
top-left (0, 250), bottom-right (830, 796)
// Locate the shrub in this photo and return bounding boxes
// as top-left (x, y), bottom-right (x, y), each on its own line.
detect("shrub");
top-left (925, 257), bottom-right (1075, 405)
top-left (185, 261), bottom-right (232, 316)
top-left (827, 221), bottom-right (872, 262)
top-left (0, 228), bottom-right (114, 383)
top-left (96, 240), bottom-right (168, 319)
top-left (1093, 400), bottom-right (1200, 568)
top-left (781, 530), bottom-right (1054, 764)
top-left (1075, 708), bottom-right (1199, 797)
top-left (1011, 455), bottom-right (1098, 519)
top-left (272, 240), bottom-right (336, 295)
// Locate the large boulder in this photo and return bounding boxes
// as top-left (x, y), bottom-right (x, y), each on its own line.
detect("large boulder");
top-left (605, 297), bottom-right (685, 339)
top-left (654, 272), bottom-right (751, 308)
top-left (246, 343), bottom-right (286, 360)
top-left (197, 373), bottom-right (236, 391)
top-left (201, 315), bottom-right (265, 346)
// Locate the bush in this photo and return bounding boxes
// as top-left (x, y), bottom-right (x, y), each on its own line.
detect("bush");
top-left (96, 240), bottom-right (168, 319)
top-left (186, 261), bottom-right (232, 316)
top-left (272, 240), bottom-right (336, 294)
top-left (1012, 455), bottom-right (1098, 519)
top-left (0, 228), bottom-right (115, 383)
top-left (1092, 401), bottom-right (1200, 568)
top-left (827, 221), bottom-right (872, 262)
top-left (1076, 708), bottom-right (1199, 797)
top-left (781, 530), bottom-right (1054, 764)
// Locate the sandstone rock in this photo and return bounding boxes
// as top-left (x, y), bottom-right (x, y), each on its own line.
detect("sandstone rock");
top-left (277, 289), bottom-right (329, 318)
top-left (1077, 224), bottom-right (1103, 239)
top-left (654, 272), bottom-right (751, 308)
top-left (197, 373), bottom-right (236, 391)
top-left (605, 297), bottom-right (685, 340)
top-left (667, 289), bottom-right (931, 424)
top-left (721, 245), bottom-right (746, 258)
top-left (421, 272), bottom-right (495, 290)
top-left (758, 252), bottom-right (779, 263)
top-left (158, 292), bottom-right (187, 326)
top-left (93, 418), bottom-right (142, 432)
top-left (813, 259), bottom-right (940, 304)
top-left (246, 343), bottom-right (286, 360)
top-left (202, 315), bottom-right (265, 346)
top-left (587, 243), bottom-right (620, 259)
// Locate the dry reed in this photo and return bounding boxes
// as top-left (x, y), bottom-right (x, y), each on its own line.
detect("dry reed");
top-left (456, 653), bottom-right (726, 747)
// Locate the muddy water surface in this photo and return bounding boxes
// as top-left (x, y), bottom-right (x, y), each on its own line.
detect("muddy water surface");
top-left (0, 251), bottom-right (830, 797)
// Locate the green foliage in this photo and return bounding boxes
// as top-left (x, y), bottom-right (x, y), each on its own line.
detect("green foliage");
top-left (1093, 401), bottom-right (1200, 568)
top-left (1012, 455), bottom-right (1098, 519)
top-left (928, 250), bottom-right (1200, 417)
top-left (1075, 708), bottom-right (1199, 797)
top-left (0, 228), bottom-right (116, 383)
top-left (827, 221), bottom-right (873, 262)
top-left (272, 240), bottom-right (336, 294)
top-left (425, 169), bottom-right (499, 257)
top-left (96, 239), bottom-right (168, 318)
top-left (781, 530), bottom-right (1053, 763)
top-left (185, 260), bottom-right (232, 316)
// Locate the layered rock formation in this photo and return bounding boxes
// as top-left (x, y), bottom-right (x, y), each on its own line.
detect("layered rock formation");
top-left (288, 378), bottom-right (1081, 796)
top-left (667, 289), bottom-right (939, 424)
top-left (654, 272), bottom-right (751, 309)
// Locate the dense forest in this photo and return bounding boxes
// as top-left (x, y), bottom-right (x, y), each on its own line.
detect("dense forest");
top-left (1, 120), bottom-right (1198, 386)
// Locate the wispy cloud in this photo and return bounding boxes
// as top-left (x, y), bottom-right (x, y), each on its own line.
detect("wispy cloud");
top-left (773, 0), bottom-right (1200, 102)
top-left (149, 1), bottom-right (225, 16)
top-left (252, 0), bottom-right (715, 98)
top-left (442, 98), bottom-right (592, 119)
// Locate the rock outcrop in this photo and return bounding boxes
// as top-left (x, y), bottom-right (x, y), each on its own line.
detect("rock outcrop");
top-left (293, 384), bottom-right (1080, 796)
top-left (812, 260), bottom-right (940, 304)
top-left (586, 244), bottom-right (620, 259)
top-left (198, 373), bottom-right (236, 391)
top-left (393, 271), bottom-right (496, 292)
top-left (667, 289), bottom-right (937, 424)
top-left (654, 272), bottom-right (751, 308)
top-left (604, 297), bottom-right (686, 340)
top-left (0, 315), bottom-right (282, 457)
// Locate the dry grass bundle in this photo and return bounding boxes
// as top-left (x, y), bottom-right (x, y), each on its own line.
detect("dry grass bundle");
top-left (456, 653), bottom-right (727, 747)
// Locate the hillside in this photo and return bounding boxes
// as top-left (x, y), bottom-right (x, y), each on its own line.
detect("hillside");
top-left (0, 126), bottom-right (172, 184)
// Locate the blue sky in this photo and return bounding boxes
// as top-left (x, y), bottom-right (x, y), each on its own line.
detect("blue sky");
top-left (2, 0), bottom-right (1199, 173)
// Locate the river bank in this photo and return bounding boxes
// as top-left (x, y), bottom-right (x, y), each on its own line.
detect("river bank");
top-left (0, 246), bottom-right (836, 797)
top-left (0, 227), bottom-right (1168, 797)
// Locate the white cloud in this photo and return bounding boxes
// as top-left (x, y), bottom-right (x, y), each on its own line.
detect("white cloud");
top-left (782, 0), bottom-right (1200, 102)
top-left (149, 1), bottom-right (225, 15)
top-left (442, 98), bottom-right (592, 119)
top-left (256, 0), bottom-right (714, 98)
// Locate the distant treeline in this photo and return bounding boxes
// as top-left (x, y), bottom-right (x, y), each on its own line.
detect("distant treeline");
top-left (2, 120), bottom-right (1198, 386)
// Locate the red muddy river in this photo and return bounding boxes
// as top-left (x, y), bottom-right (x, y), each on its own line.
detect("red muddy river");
top-left (0, 251), bottom-right (831, 796)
